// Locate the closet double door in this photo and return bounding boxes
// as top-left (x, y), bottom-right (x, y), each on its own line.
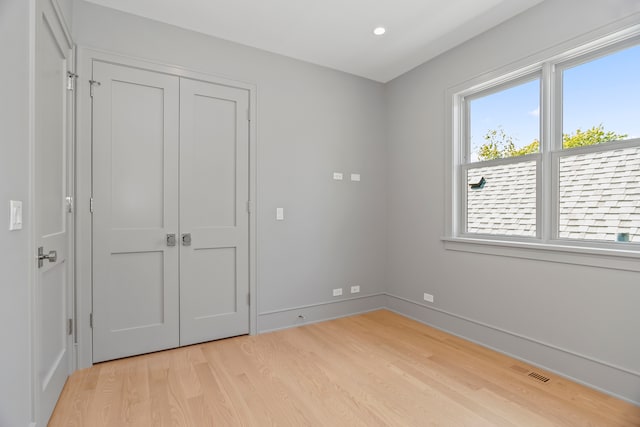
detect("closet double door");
top-left (92, 62), bottom-right (250, 362)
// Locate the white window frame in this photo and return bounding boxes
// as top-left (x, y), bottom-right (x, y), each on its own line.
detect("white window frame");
top-left (444, 23), bottom-right (640, 272)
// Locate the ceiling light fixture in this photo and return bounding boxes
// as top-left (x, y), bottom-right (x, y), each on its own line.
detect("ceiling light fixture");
top-left (373, 27), bottom-right (386, 36)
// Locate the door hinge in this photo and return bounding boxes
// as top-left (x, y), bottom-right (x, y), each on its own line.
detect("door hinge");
top-left (89, 80), bottom-right (101, 97)
top-left (89, 197), bottom-right (94, 213)
top-left (89, 313), bottom-right (93, 329)
top-left (66, 196), bottom-right (73, 213)
top-left (67, 318), bottom-right (73, 335)
top-left (67, 72), bottom-right (78, 90)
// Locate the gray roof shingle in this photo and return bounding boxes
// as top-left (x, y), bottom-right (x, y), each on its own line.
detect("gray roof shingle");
top-left (466, 146), bottom-right (640, 243)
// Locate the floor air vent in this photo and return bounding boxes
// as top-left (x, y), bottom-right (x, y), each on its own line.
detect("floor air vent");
top-left (528, 372), bottom-right (550, 383)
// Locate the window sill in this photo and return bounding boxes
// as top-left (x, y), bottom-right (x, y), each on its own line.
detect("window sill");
top-left (442, 236), bottom-right (640, 272)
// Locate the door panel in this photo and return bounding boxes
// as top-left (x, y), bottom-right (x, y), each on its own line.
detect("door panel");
top-left (109, 252), bottom-right (166, 330)
top-left (189, 247), bottom-right (237, 317)
top-left (192, 95), bottom-right (237, 227)
top-left (111, 81), bottom-right (166, 229)
top-left (92, 62), bottom-right (180, 362)
top-left (179, 78), bottom-right (250, 346)
top-left (34, 3), bottom-right (72, 424)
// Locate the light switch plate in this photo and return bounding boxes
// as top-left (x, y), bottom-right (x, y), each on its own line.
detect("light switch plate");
top-left (333, 172), bottom-right (343, 181)
top-left (9, 200), bottom-right (22, 231)
top-left (350, 173), bottom-right (361, 182)
top-left (276, 207), bottom-right (284, 221)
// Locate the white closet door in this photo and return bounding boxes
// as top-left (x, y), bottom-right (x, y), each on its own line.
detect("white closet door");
top-left (179, 78), bottom-right (250, 346)
top-left (92, 62), bottom-right (180, 362)
top-left (34, 2), bottom-right (73, 422)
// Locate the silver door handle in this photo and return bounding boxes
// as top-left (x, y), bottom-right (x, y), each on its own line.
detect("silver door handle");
top-left (182, 233), bottom-right (191, 246)
top-left (166, 234), bottom-right (176, 247)
top-left (37, 246), bottom-right (57, 268)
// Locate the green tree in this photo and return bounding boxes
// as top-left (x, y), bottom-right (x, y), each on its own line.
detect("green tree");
top-left (476, 127), bottom-right (514, 161)
top-left (476, 124), bottom-right (627, 161)
top-left (562, 125), bottom-right (627, 149)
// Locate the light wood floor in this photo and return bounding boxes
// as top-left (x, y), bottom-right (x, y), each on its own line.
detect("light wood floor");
top-left (50, 310), bottom-right (640, 426)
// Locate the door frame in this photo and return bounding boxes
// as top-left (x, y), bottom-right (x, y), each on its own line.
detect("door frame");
top-left (28, 0), bottom-right (76, 423)
top-left (75, 47), bottom-right (258, 368)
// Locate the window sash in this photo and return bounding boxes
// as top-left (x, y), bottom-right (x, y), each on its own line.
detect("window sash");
top-left (551, 138), bottom-right (640, 246)
top-left (555, 37), bottom-right (640, 151)
top-left (461, 72), bottom-right (542, 164)
top-left (460, 154), bottom-right (542, 239)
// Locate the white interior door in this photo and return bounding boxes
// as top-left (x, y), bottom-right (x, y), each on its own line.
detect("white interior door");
top-left (92, 62), bottom-right (180, 362)
top-left (34, 1), bottom-right (73, 423)
top-left (179, 78), bottom-right (250, 346)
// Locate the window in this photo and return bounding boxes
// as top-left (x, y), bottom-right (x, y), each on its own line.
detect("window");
top-left (452, 30), bottom-right (640, 250)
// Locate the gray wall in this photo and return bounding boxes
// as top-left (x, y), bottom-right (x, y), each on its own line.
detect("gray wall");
top-left (0, 0), bottom-right (32, 426)
top-left (72, 1), bottom-right (388, 328)
top-left (386, 0), bottom-right (640, 404)
top-left (56, 0), bottom-right (73, 31)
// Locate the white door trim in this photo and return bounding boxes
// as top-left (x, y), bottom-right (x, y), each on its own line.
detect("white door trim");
top-left (75, 47), bottom-right (258, 369)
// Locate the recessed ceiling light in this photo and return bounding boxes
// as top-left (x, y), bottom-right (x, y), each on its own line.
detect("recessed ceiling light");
top-left (373, 27), bottom-right (386, 36)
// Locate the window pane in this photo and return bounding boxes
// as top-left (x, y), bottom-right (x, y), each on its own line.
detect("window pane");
top-left (563, 44), bottom-right (640, 149)
top-left (469, 79), bottom-right (540, 162)
top-left (559, 146), bottom-right (640, 242)
top-left (467, 161), bottom-right (537, 237)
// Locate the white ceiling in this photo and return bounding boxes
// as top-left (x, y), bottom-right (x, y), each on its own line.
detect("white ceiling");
top-left (84, 0), bottom-right (544, 82)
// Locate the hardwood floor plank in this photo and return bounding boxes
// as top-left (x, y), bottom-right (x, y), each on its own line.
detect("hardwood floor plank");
top-left (50, 310), bottom-right (640, 426)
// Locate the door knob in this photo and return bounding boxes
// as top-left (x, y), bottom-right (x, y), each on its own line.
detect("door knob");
top-left (182, 233), bottom-right (191, 246)
top-left (166, 234), bottom-right (176, 247)
top-left (37, 246), bottom-right (57, 268)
